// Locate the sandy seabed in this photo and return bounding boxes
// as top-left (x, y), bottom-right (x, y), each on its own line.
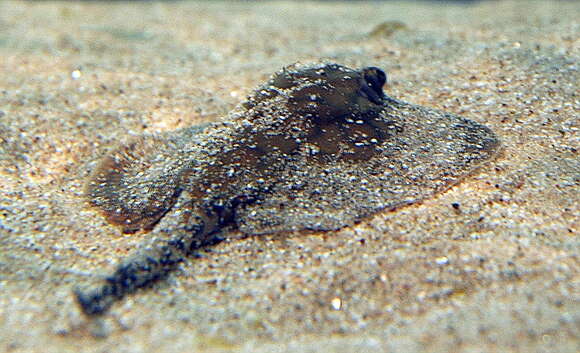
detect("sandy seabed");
top-left (0, 1), bottom-right (578, 352)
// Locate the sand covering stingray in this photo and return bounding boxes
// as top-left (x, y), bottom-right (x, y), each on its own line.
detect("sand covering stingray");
top-left (78, 62), bottom-right (498, 316)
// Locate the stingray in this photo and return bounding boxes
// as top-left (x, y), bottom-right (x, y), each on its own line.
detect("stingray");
top-left (76, 62), bottom-right (498, 316)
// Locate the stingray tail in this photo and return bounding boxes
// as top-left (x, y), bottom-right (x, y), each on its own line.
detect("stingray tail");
top-left (74, 235), bottom-right (222, 316)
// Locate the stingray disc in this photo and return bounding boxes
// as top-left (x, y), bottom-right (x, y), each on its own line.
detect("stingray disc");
top-left (87, 62), bottom-right (499, 236)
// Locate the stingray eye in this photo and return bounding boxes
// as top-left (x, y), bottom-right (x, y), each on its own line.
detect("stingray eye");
top-left (359, 67), bottom-right (387, 105)
top-left (364, 67), bottom-right (387, 89)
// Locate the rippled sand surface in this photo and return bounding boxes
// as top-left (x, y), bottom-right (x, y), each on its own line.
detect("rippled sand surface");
top-left (0, 1), bottom-right (577, 352)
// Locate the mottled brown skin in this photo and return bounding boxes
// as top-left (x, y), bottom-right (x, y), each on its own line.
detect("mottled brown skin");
top-left (78, 63), bottom-right (498, 317)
